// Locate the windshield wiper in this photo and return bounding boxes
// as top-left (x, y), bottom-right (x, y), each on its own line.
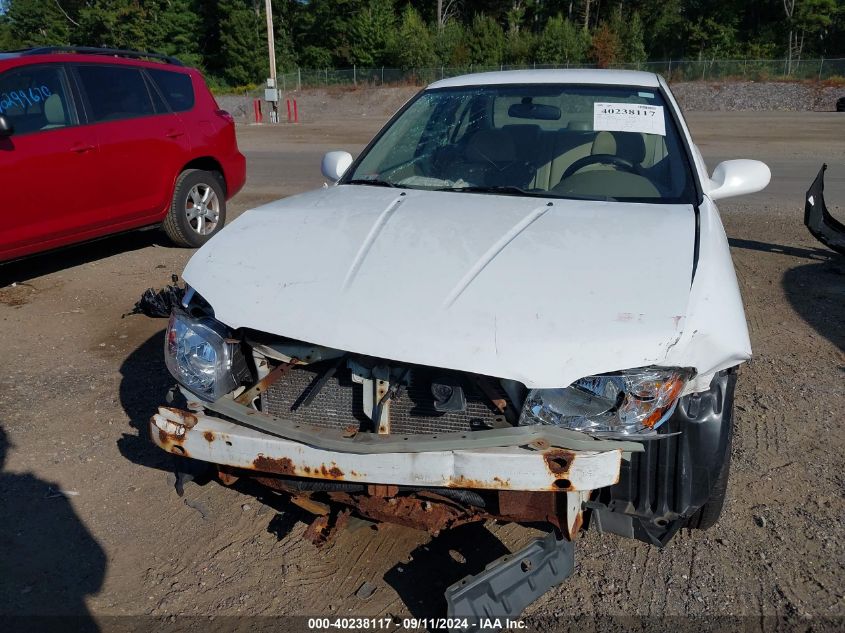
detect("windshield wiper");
top-left (436, 185), bottom-right (535, 196)
top-left (346, 178), bottom-right (400, 188)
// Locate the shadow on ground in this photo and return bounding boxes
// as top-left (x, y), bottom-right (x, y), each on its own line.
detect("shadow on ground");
top-left (729, 237), bottom-right (845, 353)
top-left (0, 229), bottom-right (167, 287)
top-left (384, 523), bottom-right (510, 620)
top-left (728, 237), bottom-right (834, 261)
top-left (782, 257), bottom-right (845, 352)
top-left (0, 426), bottom-right (105, 630)
top-left (116, 330), bottom-right (175, 473)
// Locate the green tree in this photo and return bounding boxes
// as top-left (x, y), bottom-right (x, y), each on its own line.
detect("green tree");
top-left (631, 0), bottom-right (684, 58)
top-left (217, 0), bottom-right (265, 87)
top-left (467, 14), bottom-right (505, 66)
top-left (794, 0), bottom-right (837, 59)
top-left (6, 0), bottom-right (75, 46)
top-left (75, 1), bottom-right (155, 50)
top-left (349, 0), bottom-right (396, 66)
top-left (392, 5), bottom-right (435, 69)
top-left (152, 0), bottom-right (204, 68)
top-left (686, 16), bottom-right (740, 60)
top-left (506, 28), bottom-right (535, 64)
top-left (434, 19), bottom-right (469, 66)
top-left (610, 7), bottom-right (647, 64)
top-left (299, 45), bottom-right (333, 69)
top-left (0, 7), bottom-right (15, 50)
top-left (536, 16), bottom-right (590, 65)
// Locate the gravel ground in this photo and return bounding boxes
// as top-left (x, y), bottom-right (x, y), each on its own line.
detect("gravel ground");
top-left (0, 112), bottom-right (843, 633)
top-left (670, 80), bottom-right (845, 112)
top-left (216, 80), bottom-right (845, 125)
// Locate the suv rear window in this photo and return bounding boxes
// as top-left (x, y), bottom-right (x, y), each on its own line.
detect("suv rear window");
top-left (148, 69), bottom-right (194, 112)
top-left (76, 65), bottom-right (155, 123)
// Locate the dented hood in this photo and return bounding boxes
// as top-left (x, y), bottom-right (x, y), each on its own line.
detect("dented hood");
top-left (183, 185), bottom-right (696, 388)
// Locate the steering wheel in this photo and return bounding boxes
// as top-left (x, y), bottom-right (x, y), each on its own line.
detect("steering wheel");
top-left (560, 154), bottom-right (637, 182)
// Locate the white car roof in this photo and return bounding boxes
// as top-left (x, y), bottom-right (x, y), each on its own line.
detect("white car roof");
top-left (428, 69), bottom-right (661, 90)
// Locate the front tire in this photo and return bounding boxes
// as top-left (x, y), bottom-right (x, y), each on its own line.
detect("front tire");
top-left (163, 169), bottom-right (226, 248)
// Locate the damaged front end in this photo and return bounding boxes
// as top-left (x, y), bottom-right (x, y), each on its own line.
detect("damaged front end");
top-left (152, 303), bottom-right (645, 540)
top-left (149, 290), bottom-right (736, 627)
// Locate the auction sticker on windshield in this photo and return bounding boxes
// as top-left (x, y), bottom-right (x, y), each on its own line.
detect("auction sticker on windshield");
top-left (593, 102), bottom-right (666, 136)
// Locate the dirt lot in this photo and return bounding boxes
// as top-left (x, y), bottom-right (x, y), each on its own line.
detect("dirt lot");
top-left (1, 113), bottom-right (844, 631)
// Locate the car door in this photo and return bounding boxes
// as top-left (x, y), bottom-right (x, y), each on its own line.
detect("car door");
top-left (71, 63), bottom-right (190, 226)
top-left (0, 63), bottom-right (103, 261)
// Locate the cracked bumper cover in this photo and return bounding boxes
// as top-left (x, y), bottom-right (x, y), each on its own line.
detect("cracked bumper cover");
top-left (150, 399), bottom-right (643, 492)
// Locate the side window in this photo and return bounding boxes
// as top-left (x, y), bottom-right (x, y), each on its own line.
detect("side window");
top-left (143, 73), bottom-right (169, 114)
top-left (75, 65), bottom-right (155, 123)
top-left (147, 69), bottom-right (195, 112)
top-left (0, 65), bottom-right (74, 135)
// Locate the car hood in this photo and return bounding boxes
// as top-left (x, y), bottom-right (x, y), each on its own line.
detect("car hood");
top-left (184, 185), bottom-right (696, 388)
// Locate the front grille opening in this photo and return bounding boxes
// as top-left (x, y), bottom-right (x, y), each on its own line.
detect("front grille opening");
top-left (260, 359), bottom-right (509, 435)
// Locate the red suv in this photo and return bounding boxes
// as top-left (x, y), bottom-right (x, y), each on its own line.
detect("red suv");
top-left (0, 47), bottom-right (246, 262)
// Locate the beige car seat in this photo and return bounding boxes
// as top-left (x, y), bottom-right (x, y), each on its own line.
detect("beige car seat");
top-left (554, 130), bottom-right (660, 198)
top-left (41, 94), bottom-right (66, 130)
top-left (455, 129), bottom-right (534, 187)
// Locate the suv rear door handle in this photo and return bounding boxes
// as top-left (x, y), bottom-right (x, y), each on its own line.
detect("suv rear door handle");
top-left (70, 144), bottom-right (95, 154)
top-left (165, 130), bottom-right (185, 139)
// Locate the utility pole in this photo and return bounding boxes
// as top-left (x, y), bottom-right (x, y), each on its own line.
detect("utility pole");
top-left (264, 0), bottom-right (279, 122)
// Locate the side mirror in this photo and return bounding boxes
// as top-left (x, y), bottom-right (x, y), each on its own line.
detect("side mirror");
top-left (321, 151), bottom-right (353, 182)
top-left (708, 159), bottom-right (770, 201)
top-left (0, 114), bottom-right (14, 138)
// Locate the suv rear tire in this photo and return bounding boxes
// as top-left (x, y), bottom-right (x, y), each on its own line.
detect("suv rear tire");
top-left (163, 169), bottom-right (226, 247)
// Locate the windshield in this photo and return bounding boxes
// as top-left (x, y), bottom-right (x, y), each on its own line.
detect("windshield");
top-left (344, 84), bottom-right (696, 203)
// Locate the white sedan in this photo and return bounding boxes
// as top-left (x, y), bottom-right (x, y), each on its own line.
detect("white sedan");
top-left (152, 70), bottom-right (770, 621)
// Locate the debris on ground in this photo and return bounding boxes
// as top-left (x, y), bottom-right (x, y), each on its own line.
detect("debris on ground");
top-left (123, 274), bottom-right (185, 318)
top-left (354, 581), bottom-right (377, 600)
top-left (44, 487), bottom-right (80, 499)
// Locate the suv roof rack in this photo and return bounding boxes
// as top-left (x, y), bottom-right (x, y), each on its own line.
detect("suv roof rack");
top-left (21, 46), bottom-right (184, 66)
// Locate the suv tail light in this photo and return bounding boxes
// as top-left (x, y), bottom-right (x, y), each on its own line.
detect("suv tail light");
top-left (215, 109), bottom-right (234, 123)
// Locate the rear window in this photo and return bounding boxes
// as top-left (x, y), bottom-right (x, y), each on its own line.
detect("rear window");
top-left (148, 69), bottom-right (195, 112)
top-left (76, 65), bottom-right (155, 123)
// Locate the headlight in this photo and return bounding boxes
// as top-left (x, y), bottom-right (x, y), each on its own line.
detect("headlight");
top-left (519, 367), bottom-right (692, 437)
top-left (164, 311), bottom-right (248, 402)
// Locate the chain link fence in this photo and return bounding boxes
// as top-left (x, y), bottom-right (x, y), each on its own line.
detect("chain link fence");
top-left (276, 58), bottom-right (845, 91)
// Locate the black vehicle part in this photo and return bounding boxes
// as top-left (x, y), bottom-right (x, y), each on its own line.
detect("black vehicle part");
top-left (685, 422), bottom-right (732, 530)
top-left (432, 376), bottom-right (468, 412)
top-left (425, 488), bottom-right (487, 509)
top-left (804, 164), bottom-right (845, 255)
top-left (445, 531), bottom-right (574, 633)
top-left (124, 274), bottom-right (185, 318)
top-left (589, 368), bottom-right (737, 546)
top-left (259, 477), bottom-right (367, 494)
top-left (22, 46), bottom-right (184, 65)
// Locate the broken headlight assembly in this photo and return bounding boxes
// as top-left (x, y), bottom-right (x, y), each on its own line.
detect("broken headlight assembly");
top-left (164, 311), bottom-right (248, 402)
top-left (519, 367), bottom-right (693, 437)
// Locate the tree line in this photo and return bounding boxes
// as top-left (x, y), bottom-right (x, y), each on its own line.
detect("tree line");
top-left (0, 1), bottom-right (842, 88)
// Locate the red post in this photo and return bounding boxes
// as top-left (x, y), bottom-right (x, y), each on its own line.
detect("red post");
top-left (293, 99), bottom-right (299, 123)
top-left (286, 99), bottom-right (292, 123)
top-left (253, 98), bottom-right (263, 123)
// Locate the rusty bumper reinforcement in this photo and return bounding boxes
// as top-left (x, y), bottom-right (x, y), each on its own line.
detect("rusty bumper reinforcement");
top-left (197, 395), bottom-right (644, 455)
top-left (151, 405), bottom-right (639, 492)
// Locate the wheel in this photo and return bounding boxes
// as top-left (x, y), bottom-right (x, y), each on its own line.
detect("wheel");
top-left (163, 169), bottom-right (226, 247)
top-left (686, 397), bottom-right (734, 530)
